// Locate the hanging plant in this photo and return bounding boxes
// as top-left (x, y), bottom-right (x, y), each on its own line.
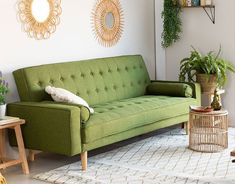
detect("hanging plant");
top-left (161, 0), bottom-right (182, 48)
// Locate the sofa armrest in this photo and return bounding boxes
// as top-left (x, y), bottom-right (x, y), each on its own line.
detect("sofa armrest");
top-left (41, 101), bottom-right (91, 122)
top-left (7, 102), bottom-right (83, 156)
top-left (149, 80), bottom-right (201, 104)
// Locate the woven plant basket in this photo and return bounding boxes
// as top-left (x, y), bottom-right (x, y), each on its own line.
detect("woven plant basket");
top-left (196, 74), bottom-right (217, 93)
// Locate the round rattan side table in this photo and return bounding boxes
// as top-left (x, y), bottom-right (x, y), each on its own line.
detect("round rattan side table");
top-left (189, 110), bottom-right (228, 153)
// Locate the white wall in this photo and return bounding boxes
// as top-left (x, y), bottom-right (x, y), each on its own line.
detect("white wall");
top-left (155, 0), bottom-right (166, 80)
top-left (166, 0), bottom-right (235, 126)
top-left (0, 0), bottom-right (155, 156)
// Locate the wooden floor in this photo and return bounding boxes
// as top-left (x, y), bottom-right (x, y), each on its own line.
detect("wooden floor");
top-left (2, 125), bottom-right (179, 184)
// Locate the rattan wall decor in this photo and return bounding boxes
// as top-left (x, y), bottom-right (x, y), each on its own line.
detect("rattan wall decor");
top-left (92, 0), bottom-right (124, 47)
top-left (17, 0), bottom-right (62, 40)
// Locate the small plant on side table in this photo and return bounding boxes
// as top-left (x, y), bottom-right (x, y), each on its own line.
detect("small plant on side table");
top-left (179, 46), bottom-right (235, 93)
top-left (0, 71), bottom-right (9, 118)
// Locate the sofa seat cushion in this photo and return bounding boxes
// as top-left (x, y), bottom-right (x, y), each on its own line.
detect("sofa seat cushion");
top-left (82, 95), bottom-right (197, 143)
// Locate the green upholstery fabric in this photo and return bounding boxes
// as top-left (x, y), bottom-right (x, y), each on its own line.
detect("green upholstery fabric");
top-left (83, 114), bottom-right (189, 151)
top-left (147, 82), bottom-right (193, 97)
top-left (13, 55), bottom-right (150, 106)
top-left (41, 101), bottom-right (91, 122)
top-left (7, 102), bottom-right (82, 156)
top-left (8, 55), bottom-right (201, 157)
top-left (82, 96), bottom-right (197, 143)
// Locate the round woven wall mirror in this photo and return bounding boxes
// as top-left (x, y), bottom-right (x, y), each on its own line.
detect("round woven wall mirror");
top-left (92, 0), bottom-right (124, 47)
top-left (17, 0), bottom-right (62, 40)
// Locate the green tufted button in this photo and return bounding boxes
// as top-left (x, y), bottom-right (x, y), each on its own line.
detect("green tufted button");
top-left (117, 68), bottom-right (120, 72)
top-left (90, 72), bottom-right (94, 76)
top-left (133, 66), bottom-right (136, 69)
top-left (130, 82), bottom-right (133, 86)
top-left (60, 77), bottom-right (64, 81)
top-left (95, 88), bottom-right (99, 93)
top-left (108, 69), bottom-right (112, 73)
top-left (38, 81), bottom-right (42, 86)
top-left (122, 84), bottom-right (125, 88)
top-left (140, 65), bottom-right (143, 68)
top-left (49, 79), bottom-right (54, 84)
top-left (138, 80), bottom-right (141, 84)
top-left (71, 75), bottom-right (75, 79)
top-left (76, 92), bottom-right (80, 96)
top-left (113, 85), bottom-right (117, 90)
top-left (125, 67), bottom-right (128, 71)
top-left (87, 90), bottom-right (90, 94)
top-left (81, 73), bottom-right (85, 78)
top-left (108, 108), bottom-right (114, 110)
top-left (104, 87), bottom-right (108, 91)
top-left (99, 71), bottom-right (103, 75)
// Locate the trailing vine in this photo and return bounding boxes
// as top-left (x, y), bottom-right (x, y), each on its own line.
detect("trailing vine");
top-left (161, 0), bottom-right (182, 48)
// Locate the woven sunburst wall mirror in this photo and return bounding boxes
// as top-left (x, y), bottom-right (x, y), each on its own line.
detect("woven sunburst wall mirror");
top-left (92, 0), bottom-right (124, 47)
top-left (17, 0), bottom-right (62, 40)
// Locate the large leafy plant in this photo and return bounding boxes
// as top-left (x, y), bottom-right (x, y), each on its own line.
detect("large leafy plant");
top-left (161, 0), bottom-right (182, 48)
top-left (179, 46), bottom-right (235, 87)
top-left (0, 71), bottom-right (9, 105)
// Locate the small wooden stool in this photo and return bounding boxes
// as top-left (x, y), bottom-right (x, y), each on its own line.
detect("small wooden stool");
top-left (0, 118), bottom-right (29, 174)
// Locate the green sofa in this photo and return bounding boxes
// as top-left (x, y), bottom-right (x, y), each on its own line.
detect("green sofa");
top-left (7, 55), bottom-right (201, 170)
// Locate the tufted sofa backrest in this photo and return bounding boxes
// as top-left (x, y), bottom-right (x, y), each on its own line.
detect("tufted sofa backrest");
top-left (13, 55), bottom-right (151, 105)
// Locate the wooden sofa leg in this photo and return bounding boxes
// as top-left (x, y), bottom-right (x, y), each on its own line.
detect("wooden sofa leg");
top-left (81, 152), bottom-right (87, 171)
top-left (28, 150), bottom-right (35, 162)
top-left (184, 122), bottom-right (190, 135)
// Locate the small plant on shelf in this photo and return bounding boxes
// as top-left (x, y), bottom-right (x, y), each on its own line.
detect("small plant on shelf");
top-left (179, 46), bottom-right (235, 93)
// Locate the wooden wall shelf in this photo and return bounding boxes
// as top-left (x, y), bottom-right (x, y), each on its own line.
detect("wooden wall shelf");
top-left (182, 5), bottom-right (215, 24)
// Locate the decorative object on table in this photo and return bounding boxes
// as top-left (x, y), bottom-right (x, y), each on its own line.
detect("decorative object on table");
top-left (206, 0), bottom-right (212, 5)
top-left (161, 0), bottom-right (182, 48)
top-left (17, 0), bottom-right (62, 40)
top-left (0, 118), bottom-right (29, 174)
top-left (179, 46), bottom-right (235, 93)
top-left (189, 110), bottom-right (228, 153)
top-left (192, 0), bottom-right (200, 6)
top-left (0, 72), bottom-right (9, 118)
top-left (190, 105), bottom-right (213, 113)
top-left (92, 0), bottom-right (124, 47)
top-left (200, 0), bottom-right (206, 6)
top-left (211, 88), bottom-right (222, 110)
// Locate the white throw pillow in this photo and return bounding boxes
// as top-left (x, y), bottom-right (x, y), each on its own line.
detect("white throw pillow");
top-left (45, 86), bottom-right (94, 114)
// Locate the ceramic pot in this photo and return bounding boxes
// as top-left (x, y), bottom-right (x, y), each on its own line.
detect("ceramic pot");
top-left (0, 104), bottom-right (6, 118)
top-left (196, 74), bottom-right (217, 93)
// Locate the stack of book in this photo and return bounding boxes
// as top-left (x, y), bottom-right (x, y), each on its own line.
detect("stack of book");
top-left (0, 116), bottom-right (19, 126)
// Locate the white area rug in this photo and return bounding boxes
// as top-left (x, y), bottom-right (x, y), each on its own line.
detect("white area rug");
top-left (34, 128), bottom-right (235, 184)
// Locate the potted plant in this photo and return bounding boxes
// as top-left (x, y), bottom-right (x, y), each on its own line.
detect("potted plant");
top-left (179, 46), bottom-right (235, 93)
top-left (0, 71), bottom-right (9, 118)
